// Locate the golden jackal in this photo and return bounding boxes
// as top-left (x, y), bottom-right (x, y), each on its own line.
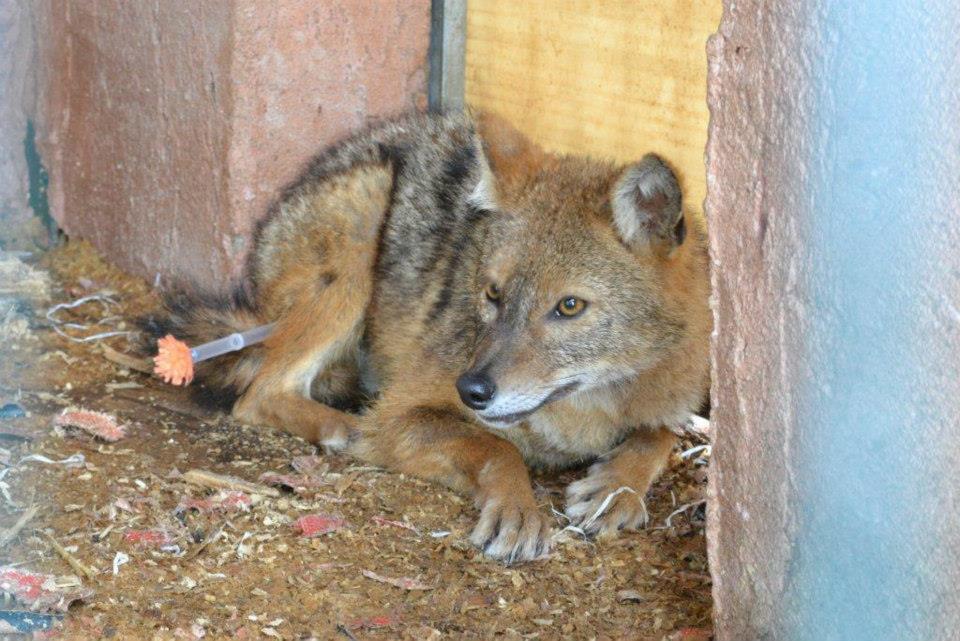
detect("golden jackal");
top-left (146, 111), bottom-right (711, 563)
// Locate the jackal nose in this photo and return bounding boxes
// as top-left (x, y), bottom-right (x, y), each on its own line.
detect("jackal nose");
top-left (456, 371), bottom-right (497, 410)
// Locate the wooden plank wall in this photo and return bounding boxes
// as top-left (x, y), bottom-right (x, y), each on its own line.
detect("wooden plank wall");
top-left (465, 1), bottom-right (721, 211)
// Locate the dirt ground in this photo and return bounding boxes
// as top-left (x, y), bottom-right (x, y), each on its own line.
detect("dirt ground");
top-left (0, 240), bottom-right (712, 640)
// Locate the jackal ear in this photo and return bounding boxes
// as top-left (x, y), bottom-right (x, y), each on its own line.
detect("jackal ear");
top-left (466, 142), bottom-right (498, 211)
top-left (611, 154), bottom-right (684, 250)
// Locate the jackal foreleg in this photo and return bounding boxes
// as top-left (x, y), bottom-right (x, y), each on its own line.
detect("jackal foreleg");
top-left (564, 426), bottom-right (677, 537)
top-left (353, 405), bottom-right (553, 563)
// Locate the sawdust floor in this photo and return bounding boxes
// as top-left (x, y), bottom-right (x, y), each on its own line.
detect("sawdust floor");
top-left (0, 240), bottom-right (712, 640)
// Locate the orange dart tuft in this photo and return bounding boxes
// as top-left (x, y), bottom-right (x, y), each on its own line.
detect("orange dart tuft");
top-left (153, 334), bottom-right (194, 385)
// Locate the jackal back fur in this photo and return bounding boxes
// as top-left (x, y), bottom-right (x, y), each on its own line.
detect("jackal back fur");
top-left (145, 111), bottom-right (711, 563)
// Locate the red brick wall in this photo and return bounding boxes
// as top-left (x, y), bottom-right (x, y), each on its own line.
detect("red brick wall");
top-left (37, 1), bottom-right (430, 288)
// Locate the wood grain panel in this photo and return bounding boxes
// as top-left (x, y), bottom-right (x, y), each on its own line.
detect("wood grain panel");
top-left (465, 0), bottom-right (721, 211)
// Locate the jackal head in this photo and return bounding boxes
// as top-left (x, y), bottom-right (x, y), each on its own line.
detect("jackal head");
top-left (456, 153), bottom-right (692, 428)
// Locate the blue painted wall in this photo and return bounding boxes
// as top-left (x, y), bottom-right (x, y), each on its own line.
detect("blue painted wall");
top-left (788, 3), bottom-right (958, 640)
top-left (707, 2), bottom-right (960, 639)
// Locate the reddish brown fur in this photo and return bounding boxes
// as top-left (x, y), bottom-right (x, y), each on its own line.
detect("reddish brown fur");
top-left (157, 112), bottom-right (711, 562)
top-left (357, 115), bottom-right (710, 555)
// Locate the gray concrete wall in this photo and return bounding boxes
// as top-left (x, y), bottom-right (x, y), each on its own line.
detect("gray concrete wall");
top-left (706, 2), bottom-right (960, 640)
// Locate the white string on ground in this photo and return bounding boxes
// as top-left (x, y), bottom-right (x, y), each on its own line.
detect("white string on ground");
top-left (112, 551), bottom-right (129, 575)
top-left (0, 453), bottom-right (86, 507)
top-left (0, 452), bottom-right (86, 481)
top-left (679, 444), bottom-right (711, 460)
top-left (52, 327), bottom-right (134, 343)
top-left (45, 293), bottom-right (137, 343)
top-left (553, 486), bottom-right (640, 539)
top-left (0, 480), bottom-right (13, 506)
top-left (654, 498), bottom-right (707, 530)
top-left (46, 292), bottom-right (118, 319)
top-left (15, 453), bottom-right (86, 468)
top-left (549, 504), bottom-right (567, 521)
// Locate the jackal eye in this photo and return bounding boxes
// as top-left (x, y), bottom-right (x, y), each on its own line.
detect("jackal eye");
top-left (484, 283), bottom-right (501, 303)
top-left (555, 296), bottom-right (587, 318)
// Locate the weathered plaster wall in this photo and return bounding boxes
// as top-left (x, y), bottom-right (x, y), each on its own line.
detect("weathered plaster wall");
top-left (226, 1), bottom-right (430, 273)
top-left (707, 2), bottom-right (960, 640)
top-left (37, 1), bottom-right (430, 288)
top-left (0, 0), bottom-right (49, 249)
top-left (39, 2), bottom-right (235, 286)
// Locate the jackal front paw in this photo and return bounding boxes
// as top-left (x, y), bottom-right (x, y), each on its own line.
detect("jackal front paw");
top-left (469, 497), bottom-right (553, 564)
top-left (564, 463), bottom-right (649, 538)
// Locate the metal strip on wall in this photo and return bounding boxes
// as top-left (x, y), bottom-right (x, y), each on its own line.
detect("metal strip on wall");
top-left (428, 0), bottom-right (466, 111)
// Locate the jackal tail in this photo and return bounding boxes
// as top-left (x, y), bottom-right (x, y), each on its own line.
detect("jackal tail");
top-left (138, 287), bottom-right (265, 410)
